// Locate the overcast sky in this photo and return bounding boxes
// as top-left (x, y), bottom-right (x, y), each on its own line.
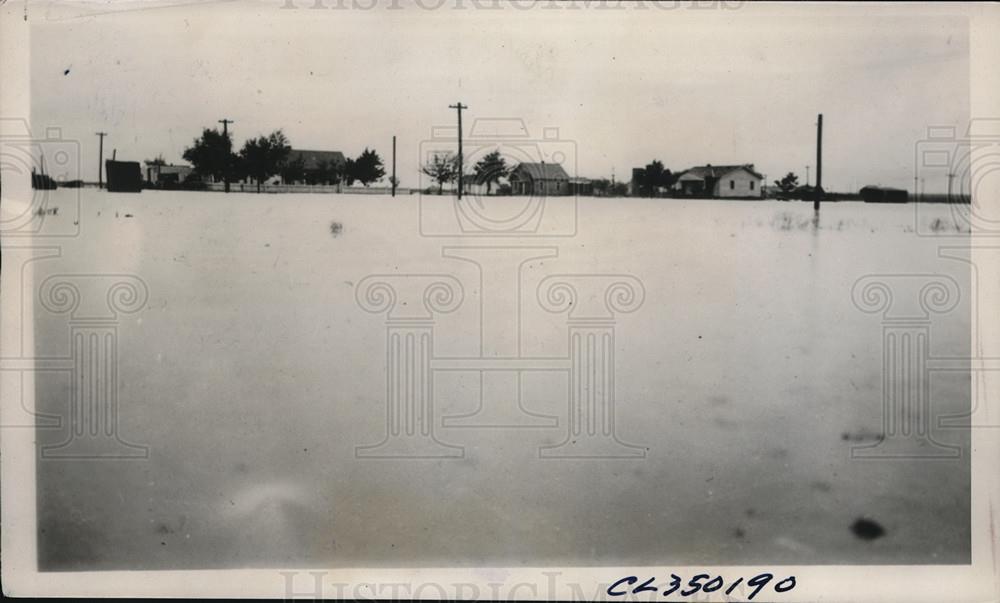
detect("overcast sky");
top-left (31, 1), bottom-right (970, 192)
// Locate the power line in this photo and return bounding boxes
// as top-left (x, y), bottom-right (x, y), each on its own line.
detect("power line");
top-left (219, 119), bottom-right (234, 193)
top-left (96, 132), bottom-right (107, 189)
top-left (448, 103), bottom-right (467, 199)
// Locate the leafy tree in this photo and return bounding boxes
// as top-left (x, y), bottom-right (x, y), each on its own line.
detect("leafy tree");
top-left (281, 153), bottom-right (306, 184)
top-left (591, 178), bottom-right (611, 196)
top-left (610, 181), bottom-right (628, 197)
top-left (472, 150), bottom-right (509, 194)
top-left (421, 152), bottom-right (458, 195)
top-left (182, 128), bottom-right (237, 185)
top-left (775, 172), bottom-right (800, 194)
top-left (239, 130), bottom-right (291, 193)
top-left (638, 160), bottom-right (674, 197)
top-left (314, 159), bottom-right (343, 185)
top-left (352, 148), bottom-right (385, 187)
top-left (342, 157), bottom-right (357, 186)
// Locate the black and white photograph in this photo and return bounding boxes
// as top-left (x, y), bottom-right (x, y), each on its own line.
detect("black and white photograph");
top-left (1, 1), bottom-right (998, 600)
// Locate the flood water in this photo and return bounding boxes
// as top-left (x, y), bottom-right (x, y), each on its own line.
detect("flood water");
top-left (21, 189), bottom-right (971, 569)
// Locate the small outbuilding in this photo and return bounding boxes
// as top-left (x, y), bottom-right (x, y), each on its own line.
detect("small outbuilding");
top-left (860, 186), bottom-right (908, 203)
top-left (105, 160), bottom-right (143, 193)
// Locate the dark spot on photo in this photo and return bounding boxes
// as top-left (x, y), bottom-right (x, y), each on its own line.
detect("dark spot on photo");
top-left (851, 517), bottom-right (886, 540)
top-left (155, 523), bottom-right (174, 535)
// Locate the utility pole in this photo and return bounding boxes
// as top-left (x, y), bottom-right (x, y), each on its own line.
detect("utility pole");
top-left (814, 113), bottom-right (823, 213)
top-left (219, 118), bottom-right (234, 193)
top-left (449, 102), bottom-right (467, 199)
top-left (947, 172), bottom-right (955, 199)
top-left (96, 132), bottom-right (107, 188)
top-left (392, 135), bottom-right (397, 197)
top-left (805, 165), bottom-right (810, 187)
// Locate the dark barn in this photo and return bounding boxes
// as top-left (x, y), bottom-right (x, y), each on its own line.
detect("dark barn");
top-left (860, 185), bottom-right (908, 203)
top-left (105, 160), bottom-right (143, 193)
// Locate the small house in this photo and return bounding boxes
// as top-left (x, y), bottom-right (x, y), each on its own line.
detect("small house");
top-left (674, 164), bottom-right (763, 198)
top-left (285, 149), bottom-right (347, 184)
top-left (508, 162), bottom-right (570, 196)
top-left (145, 162), bottom-right (194, 186)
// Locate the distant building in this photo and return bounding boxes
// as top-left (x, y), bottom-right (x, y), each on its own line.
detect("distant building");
top-left (567, 177), bottom-right (593, 196)
top-left (284, 149), bottom-right (347, 184)
top-left (105, 160), bottom-right (143, 193)
top-left (145, 162), bottom-right (194, 186)
top-left (674, 164), bottom-right (763, 198)
top-left (860, 185), bottom-right (908, 203)
top-left (508, 162), bottom-right (570, 196)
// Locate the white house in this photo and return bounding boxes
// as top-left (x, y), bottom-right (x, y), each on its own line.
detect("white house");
top-left (674, 164), bottom-right (764, 198)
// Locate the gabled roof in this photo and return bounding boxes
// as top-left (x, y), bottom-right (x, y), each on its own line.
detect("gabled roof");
top-left (510, 162), bottom-right (570, 181)
top-left (678, 164), bottom-right (763, 180)
top-left (289, 149), bottom-right (347, 170)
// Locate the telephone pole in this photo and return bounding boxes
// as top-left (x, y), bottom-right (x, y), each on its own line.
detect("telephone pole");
top-left (96, 132), bottom-right (107, 188)
top-left (219, 118), bottom-right (234, 193)
top-left (814, 113), bottom-right (823, 213)
top-left (805, 165), bottom-right (810, 187)
top-left (449, 102), bottom-right (467, 199)
top-left (391, 135), bottom-right (397, 197)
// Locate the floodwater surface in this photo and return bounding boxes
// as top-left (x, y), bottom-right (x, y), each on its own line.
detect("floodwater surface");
top-left (20, 190), bottom-right (971, 569)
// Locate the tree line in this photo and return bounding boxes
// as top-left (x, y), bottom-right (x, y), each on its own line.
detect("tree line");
top-left (421, 150), bottom-right (629, 197)
top-left (182, 127), bottom-right (385, 192)
top-left (420, 149), bottom-right (509, 195)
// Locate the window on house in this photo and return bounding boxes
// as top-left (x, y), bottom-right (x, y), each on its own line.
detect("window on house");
top-left (750, 181), bottom-right (755, 190)
top-left (730, 180), bottom-right (735, 189)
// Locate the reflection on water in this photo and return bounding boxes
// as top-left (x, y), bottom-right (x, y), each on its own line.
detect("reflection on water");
top-left (27, 190), bottom-right (970, 569)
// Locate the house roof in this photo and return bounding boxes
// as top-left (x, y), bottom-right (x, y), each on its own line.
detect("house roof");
top-left (678, 164), bottom-right (763, 181)
top-left (289, 149), bottom-right (346, 170)
top-left (511, 162), bottom-right (570, 181)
